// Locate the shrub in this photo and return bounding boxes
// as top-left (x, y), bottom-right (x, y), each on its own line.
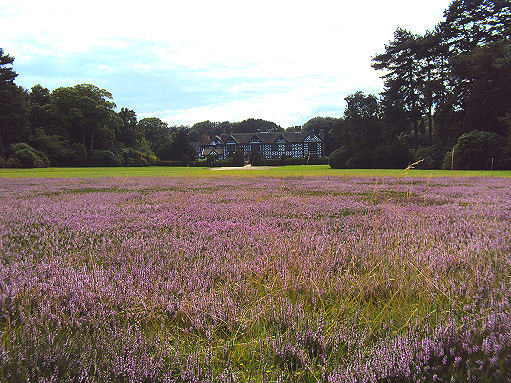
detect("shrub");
top-left (0, 157), bottom-right (5, 168)
top-left (155, 160), bottom-right (182, 167)
top-left (329, 146), bottom-right (354, 169)
top-left (5, 157), bottom-right (22, 168)
top-left (88, 150), bottom-right (120, 167)
top-left (5, 143), bottom-right (50, 168)
top-left (372, 141), bottom-right (414, 169)
top-left (308, 157), bottom-right (329, 165)
top-left (250, 150), bottom-right (263, 166)
top-left (64, 143), bottom-right (87, 167)
top-left (121, 148), bottom-right (150, 167)
top-left (415, 144), bottom-right (447, 170)
top-left (15, 149), bottom-right (42, 168)
top-left (345, 149), bottom-right (374, 168)
top-left (232, 148), bottom-right (245, 167)
top-left (445, 130), bottom-right (504, 170)
top-left (7, 143), bottom-right (34, 156)
top-left (190, 159), bottom-right (208, 167)
top-left (35, 150), bottom-right (51, 167)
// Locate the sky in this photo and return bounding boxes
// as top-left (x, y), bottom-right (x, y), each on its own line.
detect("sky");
top-left (1, 0), bottom-right (452, 129)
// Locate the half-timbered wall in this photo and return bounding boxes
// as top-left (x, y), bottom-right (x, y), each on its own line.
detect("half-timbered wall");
top-left (199, 132), bottom-right (322, 160)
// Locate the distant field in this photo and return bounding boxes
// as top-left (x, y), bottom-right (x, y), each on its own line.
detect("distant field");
top-left (1, 165), bottom-right (511, 178)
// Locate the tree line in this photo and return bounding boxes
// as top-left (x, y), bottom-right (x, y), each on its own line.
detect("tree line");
top-left (1, 0), bottom-right (510, 169)
top-left (329, 0), bottom-right (511, 170)
top-left (0, 62), bottom-right (285, 168)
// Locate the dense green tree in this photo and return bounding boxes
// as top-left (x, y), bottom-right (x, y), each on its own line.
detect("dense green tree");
top-left (136, 117), bottom-right (171, 155)
top-left (188, 121), bottom-right (233, 142)
top-left (448, 40), bottom-right (511, 137)
top-left (433, 0), bottom-right (511, 146)
top-left (302, 116), bottom-right (340, 155)
top-left (158, 129), bottom-right (195, 161)
top-left (445, 130), bottom-right (504, 170)
top-left (372, 29), bottom-right (425, 149)
top-left (328, 146), bottom-right (352, 169)
top-left (5, 142), bottom-right (49, 168)
top-left (0, 49), bottom-right (29, 149)
top-left (50, 84), bottom-right (120, 151)
top-left (87, 150), bottom-right (119, 167)
top-left (28, 85), bottom-right (55, 136)
top-left (416, 31), bottom-right (450, 145)
top-left (231, 118), bottom-right (282, 133)
top-left (335, 92), bottom-right (382, 150)
top-left (439, 0), bottom-right (511, 56)
top-left (117, 108), bottom-right (139, 147)
top-left (232, 148), bottom-right (245, 166)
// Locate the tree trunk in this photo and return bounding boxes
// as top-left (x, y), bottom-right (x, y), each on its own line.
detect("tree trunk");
top-left (428, 104), bottom-right (433, 145)
top-left (89, 130), bottom-right (95, 151)
top-left (414, 120), bottom-right (418, 150)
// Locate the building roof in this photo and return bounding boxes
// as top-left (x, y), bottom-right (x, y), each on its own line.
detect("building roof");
top-left (199, 131), bottom-right (320, 147)
top-left (221, 131), bottom-right (315, 145)
top-left (202, 148), bottom-right (223, 156)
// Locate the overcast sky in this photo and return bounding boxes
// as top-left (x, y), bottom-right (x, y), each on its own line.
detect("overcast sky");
top-left (1, 0), bottom-right (452, 128)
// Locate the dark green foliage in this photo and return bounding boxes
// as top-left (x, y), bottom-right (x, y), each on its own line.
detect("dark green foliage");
top-left (415, 144), bottom-right (449, 169)
top-left (181, 154), bottom-right (191, 166)
top-left (446, 130), bottom-right (504, 170)
top-left (263, 157), bottom-right (329, 166)
top-left (232, 118), bottom-right (283, 133)
top-left (439, 0), bottom-right (511, 56)
top-left (345, 149), bottom-right (374, 169)
top-left (333, 92), bottom-right (382, 151)
top-left (188, 121), bottom-right (233, 142)
top-left (206, 155), bottom-right (216, 167)
top-left (31, 130), bottom-right (74, 166)
top-left (30, 130), bottom-right (88, 167)
top-left (120, 148), bottom-right (149, 167)
top-left (68, 143), bottom-right (88, 166)
top-left (329, 142), bottom-right (413, 169)
top-left (137, 117), bottom-right (171, 155)
top-left (0, 156), bottom-right (4, 168)
top-left (448, 41), bottom-right (511, 137)
top-left (302, 117), bottom-right (340, 155)
top-left (372, 141), bottom-right (414, 169)
top-left (6, 143), bottom-right (49, 168)
top-left (7, 142), bottom-right (34, 156)
top-left (155, 160), bottom-right (182, 166)
top-left (372, 29), bottom-right (425, 149)
top-left (250, 150), bottom-right (263, 166)
top-left (50, 84), bottom-right (121, 152)
top-left (117, 108), bottom-right (139, 147)
top-left (5, 157), bottom-right (22, 168)
top-left (15, 149), bottom-right (43, 168)
top-left (158, 129), bottom-right (195, 161)
top-left (328, 146), bottom-right (354, 169)
top-left (232, 148), bottom-right (245, 167)
top-left (88, 150), bottom-right (120, 167)
top-left (0, 49), bottom-right (30, 147)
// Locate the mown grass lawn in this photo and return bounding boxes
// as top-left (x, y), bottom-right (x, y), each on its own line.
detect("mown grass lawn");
top-left (1, 164), bottom-right (511, 178)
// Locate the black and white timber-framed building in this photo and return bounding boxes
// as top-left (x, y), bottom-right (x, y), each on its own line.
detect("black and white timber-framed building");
top-left (198, 131), bottom-right (323, 160)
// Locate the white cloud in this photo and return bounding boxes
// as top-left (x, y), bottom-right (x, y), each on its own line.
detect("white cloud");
top-left (1, 0), bottom-right (452, 126)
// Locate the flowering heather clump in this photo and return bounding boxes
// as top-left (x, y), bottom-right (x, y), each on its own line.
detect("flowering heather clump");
top-left (0, 176), bottom-right (510, 382)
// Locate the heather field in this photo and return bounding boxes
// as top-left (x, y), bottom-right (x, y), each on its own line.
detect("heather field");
top-left (1, 176), bottom-right (510, 382)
